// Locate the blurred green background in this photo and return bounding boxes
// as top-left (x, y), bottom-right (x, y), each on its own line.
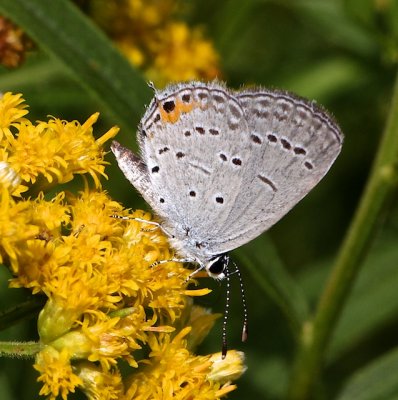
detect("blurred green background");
top-left (1, 0), bottom-right (398, 399)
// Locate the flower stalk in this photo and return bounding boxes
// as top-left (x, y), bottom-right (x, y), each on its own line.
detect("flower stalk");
top-left (0, 341), bottom-right (42, 358)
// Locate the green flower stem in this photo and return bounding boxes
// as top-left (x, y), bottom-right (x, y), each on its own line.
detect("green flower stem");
top-left (288, 69), bottom-right (398, 399)
top-left (0, 341), bottom-right (42, 358)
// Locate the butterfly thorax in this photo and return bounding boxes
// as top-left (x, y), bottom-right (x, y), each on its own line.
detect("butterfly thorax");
top-left (166, 225), bottom-right (214, 264)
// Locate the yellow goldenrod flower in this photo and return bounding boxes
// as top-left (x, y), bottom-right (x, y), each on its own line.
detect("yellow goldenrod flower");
top-left (0, 187), bottom-right (39, 269)
top-left (147, 22), bottom-right (220, 86)
top-left (90, 0), bottom-right (176, 36)
top-left (0, 160), bottom-right (21, 191)
top-left (208, 350), bottom-right (247, 384)
top-left (89, 0), bottom-right (221, 86)
top-left (117, 41), bottom-right (145, 67)
top-left (75, 362), bottom-right (124, 400)
top-left (0, 92), bottom-right (117, 195)
top-left (6, 112), bottom-right (117, 190)
top-left (0, 91), bottom-right (29, 143)
top-left (185, 303), bottom-right (222, 351)
top-left (124, 327), bottom-right (244, 399)
top-left (34, 347), bottom-right (83, 400)
top-left (31, 192), bottom-right (70, 233)
top-left (0, 150), bottom-right (27, 196)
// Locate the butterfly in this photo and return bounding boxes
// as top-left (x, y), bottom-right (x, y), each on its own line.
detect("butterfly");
top-left (112, 81), bottom-right (343, 355)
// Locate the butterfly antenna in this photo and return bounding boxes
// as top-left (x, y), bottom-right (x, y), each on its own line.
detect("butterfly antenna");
top-left (221, 261), bottom-right (249, 359)
top-left (148, 81), bottom-right (160, 102)
top-left (221, 264), bottom-right (231, 359)
top-left (147, 81), bottom-right (157, 92)
top-left (233, 260), bottom-right (249, 343)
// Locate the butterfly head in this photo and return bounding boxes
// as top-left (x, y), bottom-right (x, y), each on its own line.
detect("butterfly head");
top-left (205, 253), bottom-right (230, 280)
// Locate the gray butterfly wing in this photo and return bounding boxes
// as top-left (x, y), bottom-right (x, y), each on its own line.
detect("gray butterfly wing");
top-left (113, 82), bottom-right (343, 261)
top-left (206, 88), bottom-right (343, 255)
top-left (137, 82), bottom-right (254, 260)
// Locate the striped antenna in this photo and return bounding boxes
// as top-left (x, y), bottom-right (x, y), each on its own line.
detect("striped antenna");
top-left (221, 261), bottom-right (248, 358)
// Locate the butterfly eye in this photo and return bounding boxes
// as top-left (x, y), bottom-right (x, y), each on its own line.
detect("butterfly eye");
top-left (207, 254), bottom-right (229, 277)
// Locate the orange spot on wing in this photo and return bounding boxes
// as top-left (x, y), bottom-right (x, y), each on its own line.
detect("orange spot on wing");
top-left (159, 98), bottom-right (199, 124)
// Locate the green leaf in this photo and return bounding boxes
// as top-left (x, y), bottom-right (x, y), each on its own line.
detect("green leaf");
top-left (328, 235), bottom-right (398, 362)
top-left (298, 234), bottom-right (398, 363)
top-left (290, 0), bottom-right (377, 56)
top-left (0, 0), bottom-right (150, 136)
top-left (337, 346), bottom-right (398, 400)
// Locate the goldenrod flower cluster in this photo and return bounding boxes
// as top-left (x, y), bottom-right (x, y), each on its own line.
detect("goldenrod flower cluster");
top-left (0, 92), bottom-right (246, 399)
top-left (89, 0), bottom-right (221, 86)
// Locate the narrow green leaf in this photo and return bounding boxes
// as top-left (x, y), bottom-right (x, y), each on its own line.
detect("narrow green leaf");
top-left (0, 0), bottom-right (150, 135)
top-left (298, 235), bottom-right (398, 363)
top-left (290, 0), bottom-right (376, 56)
top-left (337, 347), bottom-right (398, 400)
top-left (328, 235), bottom-right (398, 361)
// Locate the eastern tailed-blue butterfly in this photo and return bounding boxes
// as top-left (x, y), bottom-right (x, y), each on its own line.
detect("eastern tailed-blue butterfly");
top-left (111, 81), bottom-right (343, 355)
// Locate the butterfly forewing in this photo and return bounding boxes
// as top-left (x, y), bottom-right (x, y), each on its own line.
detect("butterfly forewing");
top-left (138, 83), bottom-right (257, 258)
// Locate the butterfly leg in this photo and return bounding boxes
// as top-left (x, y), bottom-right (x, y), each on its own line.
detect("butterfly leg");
top-left (183, 264), bottom-right (206, 282)
top-left (111, 214), bottom-right (177, 238)
top-left (111, 214), bottom-right (162, 232)
top-left (150, 257), bottom-right (195, 268)
top-left (148, 261), bottom-right (206, 283)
